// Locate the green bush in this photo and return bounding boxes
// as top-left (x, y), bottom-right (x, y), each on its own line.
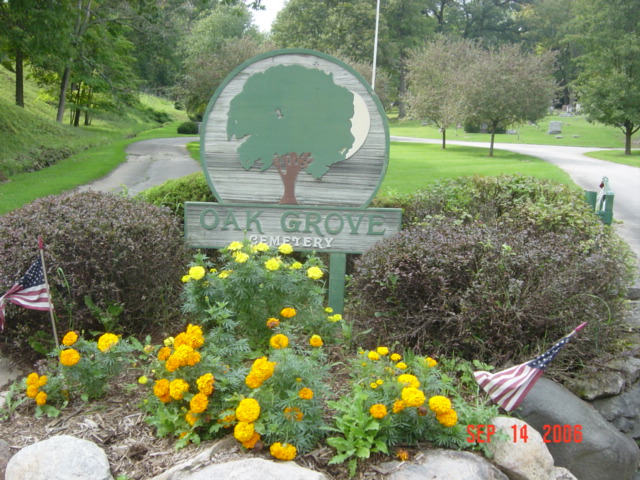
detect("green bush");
top-left (0, 191), bottom-right (190, 347)
top-left (136, 171), bottom-right (215, 219)
top-left (355, 175), bottom-right (634, 369)
top-left (177, 121), bottom-right (199, 135)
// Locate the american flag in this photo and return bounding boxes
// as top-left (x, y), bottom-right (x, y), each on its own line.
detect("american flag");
top-left (473, 322), bottom-right (587, 412)
top-left (0, 257), bottom-right (52, 331)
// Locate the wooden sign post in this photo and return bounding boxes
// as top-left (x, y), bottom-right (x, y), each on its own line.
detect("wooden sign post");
top-left (185, 49), bottom-right (400, 312)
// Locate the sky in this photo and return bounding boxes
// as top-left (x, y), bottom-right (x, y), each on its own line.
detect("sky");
top-left (252, 0), bottom-right (287, 33)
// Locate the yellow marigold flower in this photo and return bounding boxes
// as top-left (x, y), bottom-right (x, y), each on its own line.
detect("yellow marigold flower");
top-left (60, 348), bottom-right (80, 367)
top-left (218, 270), bottom-right (232, 279)
top-left (227, 241), bottom-right (243, 251)
top-left (401, 387), bottom-right (426, 407)
top-left (306, 266), bottom-right (323, 280)
top-left (279, 243), bottom-right (293, 254)
top-left (97, 333), bottom-right (119, 352)
top-left (218, 413), bottom-right (236, 427)
top-left (158, 346), bottom-right (172, 361)
top-left (396, 362), bottom-right (408, 370)
top-left (26, 372), bottom-right (40, 386)
top-left (289, 261), bottom-right (303, 270)
top-left (426, 357), bottom-right (437, 368)
top-left (370, 404), bottom-right (388, 419)
top-left (396, 449), bottom-right (410, 461)
top-left (154, 379), bottom-right (170, 403)
top-left (26, 384), bottom-right (39, 398)
top-left (265, 258), bottom-right (281, 271)
top-left (298, 387), bottom-right (314, 400)
top-left (367, 351), bottom-right (380, 361)
top-left (376, 379), bottom-right (384, 385)
top-left (186, 350), bottom-right (201, 367)
top-left (190, 393), bottom-right (209, 413)
top-left (236, 398), bottom-right (261, 423)
top-left (164, 336), bottom-right (174, 347)
top-left (376, 346), bottom-right (389, 356)
top-left (165, 355), bottom-right (181, 373)
top-left (392, 400), bottom-right (406, 413)
top-left (181, 274), bottom-right (191, 283)
top-left (175, 325), bottom-right (204, 349)
top-left (436, 408), bottom-right (458, 427)
top-left (245, 373), bottom-right (262, 389)
top-left (327, 313), bottom-right (342, 322)
top-left (266, 317), bottom-right (280, 329)
top-left (196, 373), bottom-right (215, 395)
top-left (309, 335), bottom-right (323, 347)
top-left (241, 432), bottom-right (261, 449)
top-left (233, 421), bottom-right (255, 442)
top-left (62, 331), bottom-right (78, 347)
top-left (188, 265), bottom-right (206, 280)
top-left (185, 412), bottom-right (198, 426)
top-left (397, 374), bottom-right (420, 389)
top-left (35, 391), bottom-right (47, 406)
top-left (37, 375), bottom-right (47, 387)
top-left (370, 382), bottom-right (378, 389)
top-left (270, 442), bottom-right (297, 461)
top-left (169, 379), bottom-right (189, 400)
top-left (324, 307), bottom-right (333, 313)
top-left (280, 307), bottom-right (296, 318)
top-left (428, 396), bottom-right (452, 415)
top-left (233, 251), bottom-right (249, 263)
top-left (270, 333), bottom-right (289, 349)
top-left (284, 406), bottom-right (303, 421)
top-left (252, 243), bottom-right (269, 253)
top-left (138, 376), bottom-right (148, 385)
top-left (250, 357), bottom-right (276, 380)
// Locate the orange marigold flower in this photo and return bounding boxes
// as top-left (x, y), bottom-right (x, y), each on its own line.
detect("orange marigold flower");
top-left (266, 317), bottom-right (280, 329)
top-left (26, 384), bottom-right (39, 398)
top-left (392, 400), bottom-right (406, 413)
top-left (280, 307), bottom-right (296, 318)
top-left (154, 379), bottom-right (171, 402)
top-left (309, 335), bottom-right (323, 347)
top-left (26, 372), bottom-right (40, 386)
top-left (241, 432), bottom-right (261, 449)
top-left (436, 408), bottom-right (458, 427)
top-left (97, 333), bottom-right (119, 352)
top-left (60, 348), bottom-right (80, 367)
top-left (169, 379), bottom-right (189, 400)
top-left (157, 346), bottom-right (172, 361)
top-left (298, 387), bottom-right (313, 400)
top-left (236, 398), bottom-right (261, 423)
top-left (35, 391), bottom-right (47, 406)
top-left (270, 442), bottom-right (297, 461)
top-left (233, 421), bottom-right (255, 442)
top-left (196, 373), bottom-right (215, 395)
top-left (189, 393), bottom-right (209, 413)
top-left (284, 406), bottom-right (304, 421)
top-left (185, 412), bottom-right (198, 426)
top-left (270, 334), bottom-right (289, 349)
top-left (62, 331), bottom-right (78, 347)
top-left (396, 449), bottom-right (410, 461)
top-left (245, 373), bottom-right (263, 389)
top-left (369, 404), bottom-right (388, 419)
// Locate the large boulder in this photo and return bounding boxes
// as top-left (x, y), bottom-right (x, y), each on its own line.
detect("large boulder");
top-left (178, 458), bottom-right (328, 480)
top-left (5, 435), bottom-right (113, 480)
top-left (516, 377), bottom-right (640, 480)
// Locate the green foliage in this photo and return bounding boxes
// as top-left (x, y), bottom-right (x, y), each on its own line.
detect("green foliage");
top-left (176, 121), bottom-right (199, 134)
top-left (356, 175), bottom-right (635, 368)
top-left (136, 171), bottom-right (215, 219)
top-left (0, 191), bottom-right (190, 343)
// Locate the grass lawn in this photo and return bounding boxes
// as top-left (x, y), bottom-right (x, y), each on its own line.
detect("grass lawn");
top-left (379, 142), bottom-right (576, 194)
top-left (584, 149), bottom-right (640, 168)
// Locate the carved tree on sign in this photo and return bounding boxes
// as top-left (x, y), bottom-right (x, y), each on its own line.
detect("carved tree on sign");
top-left (226, 64), bottom-right (355, 205)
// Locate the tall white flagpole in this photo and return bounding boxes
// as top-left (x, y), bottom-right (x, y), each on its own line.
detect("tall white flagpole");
top-left (372, 0), bottom-right (381, 90)
top-left (38, 236), bottom-right (59, 347)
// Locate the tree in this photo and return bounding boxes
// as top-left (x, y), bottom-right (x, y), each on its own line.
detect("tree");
top-left (573, 0), bottom-right (640, 155)
top-left (226, 64), bottom-right (355, 204)
top-left (465, 44), bottom-right (556, 156)
top-left (407, 37), bottom-right (478, 148)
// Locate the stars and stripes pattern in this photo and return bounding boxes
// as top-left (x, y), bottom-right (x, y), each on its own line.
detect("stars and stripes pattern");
top-left (0, 257), bottom-right (52, 330)
top-left (473, 322), bottom-right (587, 412)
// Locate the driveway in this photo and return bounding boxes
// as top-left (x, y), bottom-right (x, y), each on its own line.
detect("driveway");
top-left (392, 136), bottom-right (640, 259)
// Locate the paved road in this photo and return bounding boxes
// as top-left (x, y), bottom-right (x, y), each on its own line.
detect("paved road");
top-left (392, 136), bottom-right (640, 259)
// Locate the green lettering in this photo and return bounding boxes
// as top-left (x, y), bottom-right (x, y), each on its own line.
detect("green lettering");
top-left (346, 213), bottom-right (365, 234)
top-left (245, 210), bottom-right (264, 234)
top-left (281, 212), bottom-right (302, 232)
top-left (304, 212), bottom-right (323, 236)
top-left (221, 210), bottom-right (241, 231)
top-left (325, 212), bottom-right (344, 235)
top-left (367, 214), bottom-right (386, 235)
top-left (200, 208), bottom-right (219, 230)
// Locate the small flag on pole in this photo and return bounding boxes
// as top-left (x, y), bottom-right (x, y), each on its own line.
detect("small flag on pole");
top-left (473, 322), bottom-right (587, 412)
top-left (0, 256), bottom-right (53, 331)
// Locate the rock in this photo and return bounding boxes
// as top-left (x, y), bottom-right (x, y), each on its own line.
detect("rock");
top-left (627, 287), bottom-right (640, 301)
top-left (605, 357), bottom-right (640, 385)
top-left (0, 439), bottom-right (13, 480)
top-left (548, 121), bottom-right (562, 134)
top-left (5, 435), bottom-right (113, 480)
top-left (384, 449), bottom-right (509, 480)
top-left (553, 466), bottom-right (578, 479)
top-left (593, 383), bottom-right (640, 438)
top-left (565, 370), bottom-right (626, 400)
top-left (179, 458), bottom-right (328, 480)
top-left (487, 416), bottom-right (555, 480)
top-left (516, 377), bottom-right (640, 480)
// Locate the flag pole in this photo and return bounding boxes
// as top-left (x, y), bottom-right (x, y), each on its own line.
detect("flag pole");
top-left (38, 236), bottom-right (59, 347)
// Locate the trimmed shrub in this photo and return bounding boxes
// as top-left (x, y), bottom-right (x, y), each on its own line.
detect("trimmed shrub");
top-left (177, 121), bottom-right (199, 134)
top-left (354, 175), bottom-right (634, 369)
top-left (0, 192), bottom-right (190, 346)
top-left (136, 171), bottom-right (215, 219)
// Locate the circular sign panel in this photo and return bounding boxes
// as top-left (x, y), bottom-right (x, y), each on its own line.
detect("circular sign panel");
top-left (200, 49), bottom-right (389, 207)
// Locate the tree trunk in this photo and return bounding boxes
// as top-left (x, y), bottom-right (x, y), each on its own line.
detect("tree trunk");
top-left (489, 129), bottom-right (495, 157)
top-left (15, 48), bottom-right (24, 108)
top-left (274, 153), bottom-right (313, 205)
top-left (441, 128), bottom-right (446, 149)
top-left (397, 60), bottom-right (408, 119)
top-left (56, 65), bottom-right (71, 123)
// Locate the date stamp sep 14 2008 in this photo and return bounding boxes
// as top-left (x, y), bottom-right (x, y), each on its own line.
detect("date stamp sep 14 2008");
top-left (467, 424), bottom-right (583, 444)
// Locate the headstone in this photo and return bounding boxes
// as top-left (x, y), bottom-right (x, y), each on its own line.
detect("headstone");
top-left (548, 121), bottom-right (562, 134)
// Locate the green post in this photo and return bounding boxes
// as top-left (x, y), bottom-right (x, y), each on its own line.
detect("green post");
top-left (328, 253), bottom-right (347, 314)
top-left (584, 190), bottom-right (597, 209)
